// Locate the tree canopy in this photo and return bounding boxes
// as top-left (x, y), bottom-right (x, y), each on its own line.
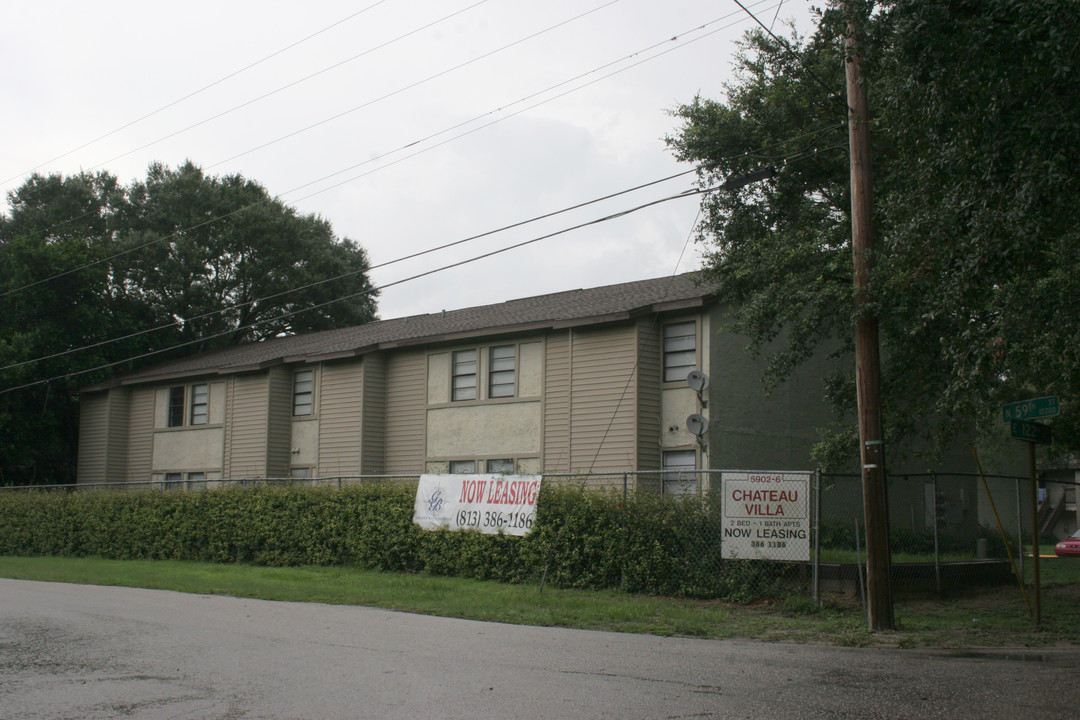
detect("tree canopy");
top-left (667, 0), bottom-right (1080, 468)
top-left (0, 161), bottom-right (378, 483)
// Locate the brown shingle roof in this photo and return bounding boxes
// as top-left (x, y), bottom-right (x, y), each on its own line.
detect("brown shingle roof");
top-left (88, 271), bottom-right (715, 389)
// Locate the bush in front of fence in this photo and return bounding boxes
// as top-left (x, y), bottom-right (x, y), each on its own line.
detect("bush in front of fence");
top-left (0, 482), bottom-right (795, 601)
top-left (816, 518), bottom-right (1013, 559)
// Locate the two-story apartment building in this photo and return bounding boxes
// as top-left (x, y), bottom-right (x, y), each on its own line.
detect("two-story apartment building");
top-left (77, 272), bottom-right (835, 492)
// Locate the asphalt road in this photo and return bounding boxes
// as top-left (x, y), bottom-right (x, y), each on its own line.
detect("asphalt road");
top-left (1, 578), bottom-right (1077, 720)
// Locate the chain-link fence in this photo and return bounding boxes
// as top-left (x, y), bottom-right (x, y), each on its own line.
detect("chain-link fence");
top-left (2, 469), bottom-right (1076, 604)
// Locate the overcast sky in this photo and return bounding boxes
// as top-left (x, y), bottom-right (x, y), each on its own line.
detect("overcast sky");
top-left (2, 0), bottom-right (816, 321)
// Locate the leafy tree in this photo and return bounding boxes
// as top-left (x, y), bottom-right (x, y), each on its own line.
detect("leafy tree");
top-left (666, 0), bottom-right (1080, 467)
top-left (120, 162), bottom-right (377, 346)
top-left (0, 172), bottom-right (130, 484)
top-left (0, 162), bottom-right (378, 483)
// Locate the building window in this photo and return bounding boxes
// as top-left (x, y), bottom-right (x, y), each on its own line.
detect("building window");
top-left (488, 345), bottom-right (516, 398)
top-left (164, 472), bottom-right (183, 490)
top-left (452, 350), bottom-right (477, 401)
top-left (662, 450), bottom-right (698, 496)
top-left (293, 370), bottom-right (313, 416)
top-left (486, 458), bottom-right (515, 474)
top-left (290, 467), bottom-right (312, 479)
top-left (187, 472), bottom-right (206, 482)
top-left (663, 322), bottom-right (697, 383)
top-left (167, 387), bottom-right (185, 427)
top-left (450, 460), bottom-right (476, 474)
top-left (190, 384), bottom-right (209, 425)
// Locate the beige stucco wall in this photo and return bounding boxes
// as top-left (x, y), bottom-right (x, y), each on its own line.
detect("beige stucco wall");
top-left (427, 353), bottom-right (450, 404)
top-left (152, 427), bottom-right (225, 471)
top-left (154, 387), bottom-right (169, 428)
top-left (427, 402), bottom-right (542, 457)
top-left (661, 386), bottom-right (701, 449)
top-left (208, 382), bottom-right (225, 425)
top-left (518, 341), bottom-right (542, 397)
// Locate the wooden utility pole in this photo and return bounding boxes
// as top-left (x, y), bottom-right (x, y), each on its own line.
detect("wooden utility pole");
top-left (845, 16), bottom-right (894, 631)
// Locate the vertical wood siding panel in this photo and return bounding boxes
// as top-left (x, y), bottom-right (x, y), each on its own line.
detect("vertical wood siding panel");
top-left (222, 377), bottom-right (235, 477)
top-left (317, 360), bottom-right (365, 476)
top-left (543, 330), bottom-right (571, 472)
top-left (266, 366), bottom-right (292, 477)
top-left (126, 387), bottom-right (155, 482)
top-left (569, 325), bottom-right (638, 473)
top-left (106, 387), bottom-right (130, 481)
top-left (636, 320), bottom-right (662, 474)
top-left (384, 350), bottom-right (426, 475)
top-left (227, 373), bottom-right (270, 478)
top-left (76, 393), bottom-right (108, 483)
top-left (361, 354), bottom-right (386, 475)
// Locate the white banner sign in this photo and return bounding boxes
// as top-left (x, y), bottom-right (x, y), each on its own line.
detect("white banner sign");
top-left (413, 474), bottom-right (541, 536)
top-left (721, 471), bottom-right (811, 561)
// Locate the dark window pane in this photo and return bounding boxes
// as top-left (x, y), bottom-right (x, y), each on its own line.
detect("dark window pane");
top-left (168, 387), bottom-right (185, 427)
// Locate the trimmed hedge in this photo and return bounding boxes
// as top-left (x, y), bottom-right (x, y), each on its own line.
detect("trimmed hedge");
top-left (0, 482), bottom-right (792, 600)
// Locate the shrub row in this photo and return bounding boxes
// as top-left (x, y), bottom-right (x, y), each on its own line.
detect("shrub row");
top-left (817, 518), bottom-right (1013, 557)
top-left (0, 482), bottom-right (795, 600)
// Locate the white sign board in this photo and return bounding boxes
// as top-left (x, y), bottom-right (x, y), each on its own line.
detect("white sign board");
top-left (721, 471), bottom-right (811, 561)
top-left (413, 474), bottom-right (541, 536)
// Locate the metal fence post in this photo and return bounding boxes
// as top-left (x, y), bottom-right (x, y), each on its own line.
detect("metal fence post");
top-left (813, 469), bottom-right (821, 606)
top-left (620, 473), bottom-right (628, 591)
top-left (854, 518), bottom-right (867, 619)
top-left (931, 471), bottom-right (941, 596)
top-left (1016, 477), bottom-right (1025, 580)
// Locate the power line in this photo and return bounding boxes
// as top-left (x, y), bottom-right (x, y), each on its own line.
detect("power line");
top-left (279, 2), bottom-right (784, 205)
top-left (1, 1), bottom-right (391, 187)
top-left (1, 1), bottom-right (777, 297)
top-left (1, 170), bottom-right (696, 373)
top-left (0, 0), bottom-right (490, 235)
top-left (730, 0), bottom-right (837, 98)
top-left (0, 0), bottom-right (719, 244)
top-left (2, 117), bottom-right (844, 378)
top-left (80, 1), bottom-right (494, 176)
top-left (1, 138), bottom-right (849, 391)
top-left (1, 183), bottom-right (711, 395)
top-left (204, 0), bottom-right (622, 172)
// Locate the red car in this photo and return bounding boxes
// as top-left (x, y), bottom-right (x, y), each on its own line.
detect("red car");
top-left (1055, 530), bottom-right (1080, 557)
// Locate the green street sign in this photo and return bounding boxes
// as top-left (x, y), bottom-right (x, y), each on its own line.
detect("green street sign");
top-left (1002, 396), bottom-right (1060, 422)
top-left (1011, 419), bottom-right (1052, 444)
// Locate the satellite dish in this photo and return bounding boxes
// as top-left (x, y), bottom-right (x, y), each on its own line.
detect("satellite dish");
top-left (686, 370), bottom-right (709, 393)
top-left (686, 413), bottom-right (709, 437)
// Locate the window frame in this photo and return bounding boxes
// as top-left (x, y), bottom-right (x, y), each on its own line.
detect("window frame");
top-left (449, 460), bottom-right (477, 474)
top-left (451, 349), bottom-right (478, 402)
top-left (485, 458), bottom-right (515, 474)
top-left (167, 386), bottom-right (185, 427)
top-left (488, 345), bottom-right (516, 399)
top-left (662, 449), bottom-right (698, 496)
top-left (189, 383), bottom-right (209, 425)
top-left (293, 369), bottom-right (314, 416)
top-left (662, 321), bottom-right (698, 384)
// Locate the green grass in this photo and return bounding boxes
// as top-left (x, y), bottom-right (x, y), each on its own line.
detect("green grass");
top-left (3, 554), bottom-right (1079, 647)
